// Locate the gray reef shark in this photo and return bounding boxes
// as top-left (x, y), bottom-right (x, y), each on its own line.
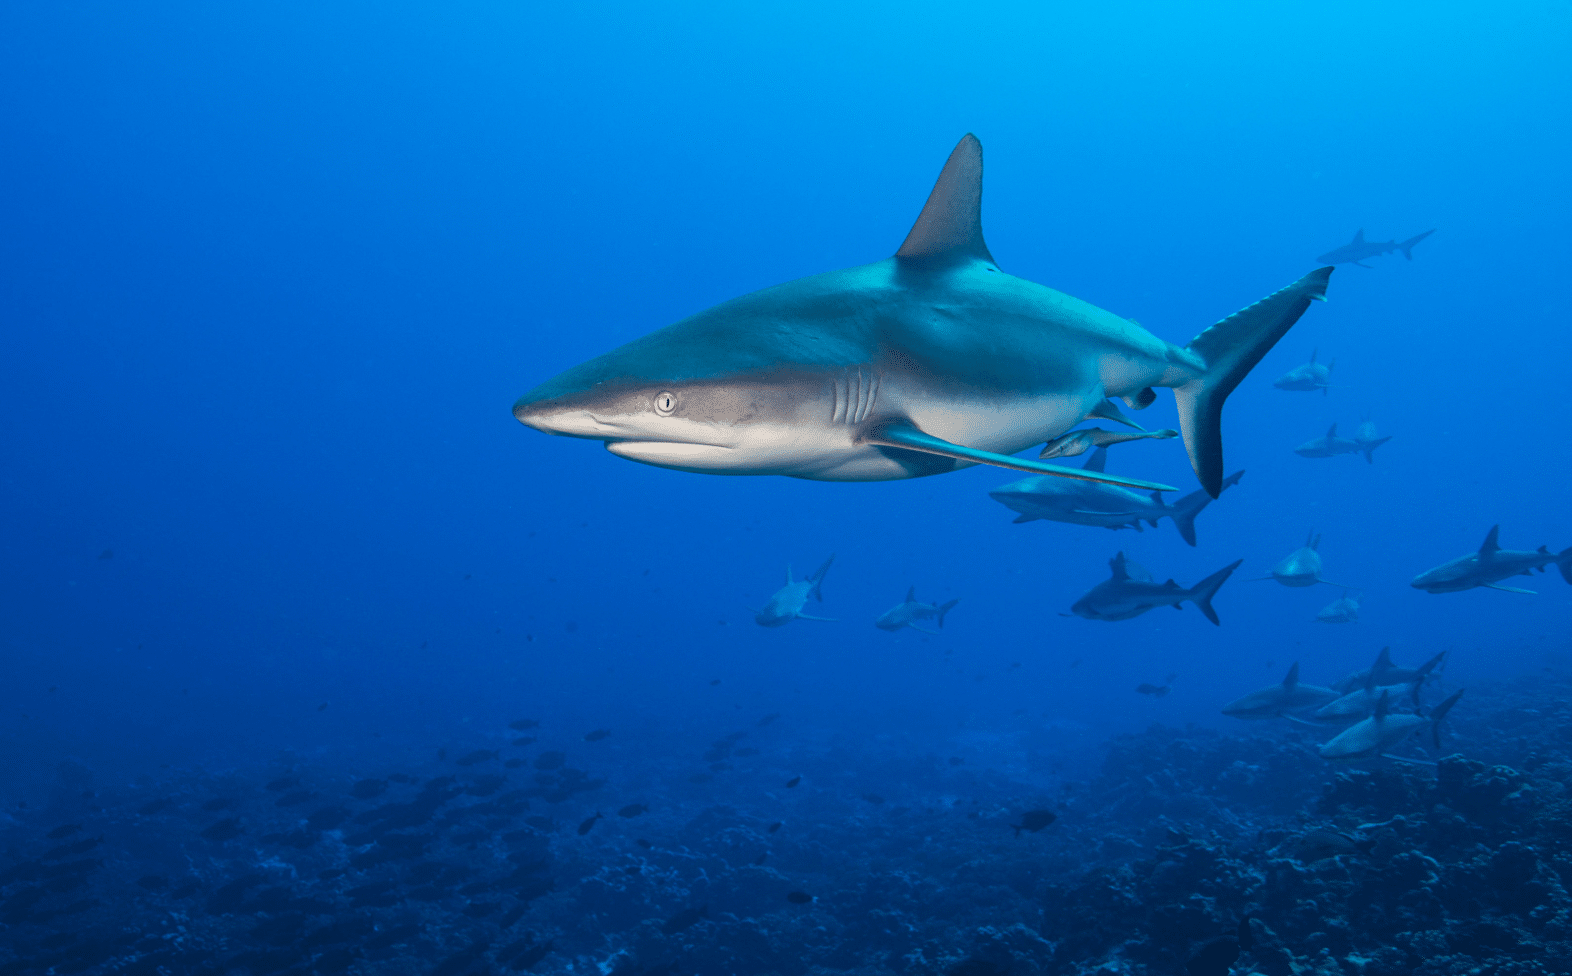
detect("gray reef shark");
top-left (1258, 530), bottom-right (1350, 587)
top-left (514, 135), bottom-right (1331, 498)
top-left (1411, 525), bottom-right (1572, 595)
top-left (1354, 417), bottom-right (1392, 464)
top-left (1317, 228), bottom-right (1435, 268)
top-left (1318, 688), bottom-right (1463, 764)
top-left (990, 448), bottom-right (1243, 546)
top-left (1315, 590), bottom-right (1361, 624)
top-left (1069, 552), bottom-right (1242, 625)
top-left (754, 555), bottom-right (836, 627)
top-left (1273, 350), bottom-right (1333, 394)
top-left (1314, 654), bottom-right (1446, 723)
top-left (1221, 663), bottom-right (1340, 720)
top-left (1293, 423), bottom-right (1361, 459)
top-left (1334, 647), bottom-right (1446, 694)
top-left (874, 587), bottom-right (959, 635)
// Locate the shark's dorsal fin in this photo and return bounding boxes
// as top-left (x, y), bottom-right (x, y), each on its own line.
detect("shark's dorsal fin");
top-left (1310, 347), bottom-right (1318, 364)
top-left (1352, 230), bottom-right (1364, 244)
top-left (1110, 552), bottom-right (1130, 581)
top-left (1479, 525), bottom-right (1501, 558)
top-left (1306, 529), bottom-right (1319, 550)
top-left (905, 585), bottom-right (916, 603)
top-left (785, 565), bottom-right (793, 585)
top-left (1083, 447), bottom-right (1108, 474)
top-left (1325, 423), bottom-right (1338, 439)
top-left (896, 134), bottom-right (996, 266)
top-left (1374, 689), bottom-right (1390, 721)
top-left (1375, 646), bottom-right (1392, 669)
top-left (1283, 662), bottom-right (1300, 688)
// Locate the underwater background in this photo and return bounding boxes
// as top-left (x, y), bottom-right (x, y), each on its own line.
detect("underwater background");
top-left (2, 3), bottom-right (1570, 974)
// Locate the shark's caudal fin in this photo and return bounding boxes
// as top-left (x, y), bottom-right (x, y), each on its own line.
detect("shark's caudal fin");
top-left (1360, 435), bottom-right (1392, 464)
top-left (1167, 470), bottom-right (1243, 547)
top-left (1187, 559), bottom-right (1243, 626)
top-left (1175, 268), bottom-right (1333, 497)
top-left (1399, 229), bottom-right (1434, 260)
top-left (895, 134), bottom-right (996, 266)
top-left (1430, 689), bottom-right (1463, 747)
top-left (937, 599), bottom-right (959, 628)
top-left (864, 420), bottom-right (1177, 492)
top-left (808, 554), bottom-right (835, 602)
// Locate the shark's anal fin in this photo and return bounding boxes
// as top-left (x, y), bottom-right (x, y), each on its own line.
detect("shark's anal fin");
top-left (862, 420), bottom-right (1177, 492)
top-left (1484, 583), bottom-right (1537, 595)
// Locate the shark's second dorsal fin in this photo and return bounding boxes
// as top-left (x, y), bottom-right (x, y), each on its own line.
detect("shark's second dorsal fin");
top-left (1479, 525), bottom-right (1501, 558)
top-left (896, 134), bottom-right (996, 266)
top-left (1283, 662), bottom-right (1300, 688)
top-left (1083, 448), bottom-right (1108, 474)
top-left (1374, 689), bottom-right (1390, 721)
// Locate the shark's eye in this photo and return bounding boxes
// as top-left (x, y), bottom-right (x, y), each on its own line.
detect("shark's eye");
top-left (653, 391), bottom-right (677, 416)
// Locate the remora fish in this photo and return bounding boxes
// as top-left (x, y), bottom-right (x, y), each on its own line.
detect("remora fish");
top-left (1353, 416), bottom-right (1392, 464)
top-left (1318, 688), bottom-right (1463, 764)
top-left (1411, 525), bottom-right (1572, 595)
top-left (990, 448), bottom-right (1243, 547)
top-left (514, 135), bottom-right (1332, 499)
top-left (1273, 349), bottom-right (1333, 394)
top-left (1293, 423), bottom-right (1361, 459)
top-left (753, 555), bottom-right (837, 627)
top-left (1316, 590), bottom-right (1361, 623)
top-left (874, 587), bottom-right (958, 636)
top-left (1317, 228), bottom-right (1435, 268)
top-left (1069, 552), bottom-right (1242, 625)
top-left (1333, 647), bottom-right (1445, 694)
top-left (1038, 426), bottom-right (1177, 460)
top-left (1221, 663), bottom-right (1339, 720)
top-left (1255, 530), bottom-right (1350, 588)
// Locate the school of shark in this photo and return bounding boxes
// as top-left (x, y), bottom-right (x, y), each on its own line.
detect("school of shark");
top-left (514, 134), bottom-right (1571, 766)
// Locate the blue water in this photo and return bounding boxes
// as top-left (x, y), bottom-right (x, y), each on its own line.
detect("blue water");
top-left (1, 1), bottom-right (1568, 954)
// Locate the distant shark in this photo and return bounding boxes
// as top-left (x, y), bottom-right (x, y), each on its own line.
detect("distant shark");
top-left (990, 448), bottom-right (1243, 546)
top-left (1221, 663), bottom-right (1339, 720)
top-left (1293, 423), bottom-right (1361, 459)
top-left (1069, 552), bottom-right (1242, 625)
top-left (1314, 653), bottom-right (1446, 723)
top-left (875, 588), bottom-right (959, 636)
top-left (1257, 530), bottom-right (1350, 588)
top-left (753, 555), bottom-right (836, 627)
top-left (1411, 525), bottom-right (1572, 595)
top-left (1317, 228), bottom-right (1434, 268)
top-left (1315, 590), bottom-right (1361, 623)
top-left (1273, 350), bottom-right (1333, 394)
top-left (1353, 417), bottom-right (1392, 464)
top-left (1318, 688), bottom-right (1463, 764)
top-left (1333, 647), bottom-right (1445, 694)
top-left (514, 135), bottom-right (1332, 499)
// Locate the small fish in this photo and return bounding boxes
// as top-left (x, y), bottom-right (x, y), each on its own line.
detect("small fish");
top-left (767, 822), bottom-right (782, 834)
top-left (584, 729), bottom-right (611, 742)
top-left (317, 702), bottom-right (329, 711)
top-left (350, 779), bottom-right (388, 799)
top-left (1295, 829), bottom-right (1357, 863)
top-left (661, 905), bottom-right (708, 935)
top-left (786, 891), bottom-right (813, 904)
top-left (46, 823), bottom-right (83, 840)
top-left (509, 719), bottom-right (540, 731)
top-left (785, 776), bottom-right (801, 788)
top-left (577, 812), bottom-right (603, 836)
top-left (1136, 683), bottom-right (1171, 697)
top-left (1010, 810), bottom-right (1057, 836)
top-left (455, 749), bottom-right (499, 767)
top-left (618, 804), bottom-right (648, 818)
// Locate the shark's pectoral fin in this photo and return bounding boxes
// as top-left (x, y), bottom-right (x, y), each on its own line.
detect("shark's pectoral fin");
top-left (1380, 753), bottom-right (1439, 767)
top-left (907, 625), bottom-right (941, 636)
top-left (1484, 583), bottom-right (1537, 595)
top-left (1354, 261), bottom-right (1374, 269)
top-left (796, 613), bottom-right (839, 622)
top-left (863, 420), bottom-right (1177, 492)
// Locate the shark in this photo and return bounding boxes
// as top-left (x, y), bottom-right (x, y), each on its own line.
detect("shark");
top-left (1069, 552), bottom-right (1242, 625)
top-left (1318, 688), bottom-right (1463, 764)
top-left (1411, 525), bottom-right (1572, 595)
top-left (990, 448), bottom-right (1243, 546)
top-left (1333, 647), bottom-right (1446, 694)
top-left (874, 587), bottom-right (959, 635)
top-left (1220, 663), bottom-right (1340, 720)
top-left (513, 135), bottom-right (1331, 499)
top-left (1314, 654), bottom-right (1446, 723)
top-left (1293, 423), bottom-right (1362, 459)
top-left (1353, 417), bottom-right (1392, 464)
top-left (1315, 590), bottom-right (1361, 624)
top-left (753, 555), bottom-right (836, 627)
top-left (1273, 350), bottom-right (1334, 394)
top-left (1316, 229), bottom-right (1435, 268)
top-left (1258, 530), bottom-right (1350, 588)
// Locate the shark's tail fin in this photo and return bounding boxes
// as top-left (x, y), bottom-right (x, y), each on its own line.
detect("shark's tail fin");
top-left (1167, 471), bottom-right (1244, 547)
top-left (937, 599), bottom-right (959, 628)
top-left (1176, 269), bottom-right (1332, 497)
top-left (1360, 435), bottom-right (1393, 464)
top-left (1399, 229), bottom-right (1434, 260)
top-left (1557, 546), bottom-right (1572, 585)
top-left (808, 554), bottom-right (835, 602)
top-left (1429, 689), bottom-right (1463, 748)
top-left (1187, 559), bottom-right (1244, 626)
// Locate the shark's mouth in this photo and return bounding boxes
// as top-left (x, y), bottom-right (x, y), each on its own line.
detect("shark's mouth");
top-left (604, 440), bottom-right (739, 467)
